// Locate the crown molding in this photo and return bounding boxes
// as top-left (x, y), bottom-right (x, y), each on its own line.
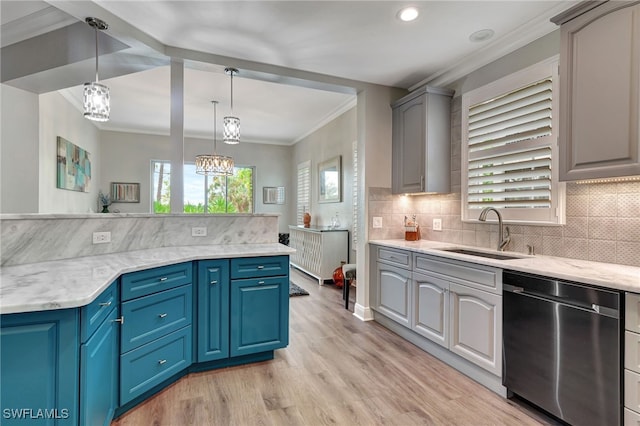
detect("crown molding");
top-left (409, 2), bottom-right (572, 91)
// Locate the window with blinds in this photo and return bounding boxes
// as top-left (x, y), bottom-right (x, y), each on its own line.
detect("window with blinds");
top-left (461, 57), bottom-right (564, 224)
top-left (296, 160), bottom-right (311, 225)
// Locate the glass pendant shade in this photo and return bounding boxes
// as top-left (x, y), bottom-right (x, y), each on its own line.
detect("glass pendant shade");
top-left (84, 17), bottom-right (110, 122)
top-left (223, 67), bottom-right (240, 144)
top-left (195, 154), bottom-right (234, 176)
top-left (83, 82), bottom-right (110, 122)
top-left (195, 100), bottom-right (235, 176)
top-left (223, 116), bottom-right (240, 144)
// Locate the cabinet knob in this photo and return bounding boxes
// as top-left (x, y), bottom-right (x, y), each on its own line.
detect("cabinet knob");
top-left (257, 265), bottom-right (264, 270)
top-left (158, 313), bottom-right (167, 319)
top-left (112, 316), bottom-right (124, 325)
top-left (258, 281), bottom-right (265, 285)
top-left (159, 277), bottom-right (168, 282)
top-left (99, 301), bottom-right (112, 307)
top-left (210, 280), bottom-right (218, 285)
top-left (158, 359), bottom-right (167, 365)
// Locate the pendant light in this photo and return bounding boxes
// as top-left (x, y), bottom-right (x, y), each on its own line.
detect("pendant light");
top-left (83, 17), bottom-right (110, 122)
top-left (196, 101), bottom-right (234, 176)
top-left (223, 67), bottom-right (240, 144)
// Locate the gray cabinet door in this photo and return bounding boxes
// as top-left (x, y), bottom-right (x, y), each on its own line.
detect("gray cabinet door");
top-left (559, 2), bottom-right (640, 180)
top-left (376, 262), bottom-right (412, 327)
top-left (392, 94), bottom-right (426, 194)
top-left (449, 283), bottom-right (502, 376)
top-left (412, 272), bottom-right (449, 348)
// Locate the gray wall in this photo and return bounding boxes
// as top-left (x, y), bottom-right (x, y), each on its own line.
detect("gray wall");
top-left (100, 130), bottom-right (293, 233)
top-left (1, 85), bottom-right (39, 213)
top-left (291, 107), bottom-right (357, 230)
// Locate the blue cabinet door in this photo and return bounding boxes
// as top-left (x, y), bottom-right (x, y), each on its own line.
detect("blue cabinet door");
top-left (230, 276), bottom-right (289, 357)
top-left (0, 309), bottom-right (79, 426)
top-left (197, 260), bottom-right (229, 362)
top-left (80, 307), bottom-right (118, 426)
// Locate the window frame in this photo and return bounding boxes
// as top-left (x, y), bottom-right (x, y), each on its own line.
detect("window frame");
top-left (150, 160), bottom-right (255, 214)
top-left (461, 56), bottom-right (565, 225)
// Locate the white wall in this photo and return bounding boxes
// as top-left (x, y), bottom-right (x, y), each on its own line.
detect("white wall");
top-left (100, 131), bottom-right (292, 232)
top-left (39, 91), bottom-right (101, 213)
top-left (1, 85), bottom-right (39, 213)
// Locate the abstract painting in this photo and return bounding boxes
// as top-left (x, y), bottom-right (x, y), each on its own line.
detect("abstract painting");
top-left (56, 136), bottom-right (91, 192)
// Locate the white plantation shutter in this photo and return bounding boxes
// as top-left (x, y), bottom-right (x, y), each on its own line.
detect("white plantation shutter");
top-left (462, 57), bottom-right (564, 224)
top-left (352, 141), bottom-right (358, 247)
top-left (297, 160), bottom-right (311, 225)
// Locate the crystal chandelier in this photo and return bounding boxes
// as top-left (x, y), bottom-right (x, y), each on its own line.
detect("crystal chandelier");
top-left (223, 68), bottom-right (240, 144)
top-left (196, 101), bottom-right (234, 176)
top-left (83, 17), bottom-right (110, 122)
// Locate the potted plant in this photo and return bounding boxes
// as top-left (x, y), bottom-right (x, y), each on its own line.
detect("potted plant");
top-left (98, 191), bottom-right (112, 213)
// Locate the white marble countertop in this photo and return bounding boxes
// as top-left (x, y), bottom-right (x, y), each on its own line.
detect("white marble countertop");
top-left (0, 243), bottom-right (295, 314)
top-left (370, 239), bottom-right (640, 293)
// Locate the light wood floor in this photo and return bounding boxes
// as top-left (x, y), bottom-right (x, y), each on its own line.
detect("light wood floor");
top-left (112, 268), bottom-right (552, 426)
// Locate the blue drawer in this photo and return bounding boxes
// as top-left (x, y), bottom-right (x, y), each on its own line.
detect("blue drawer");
top-left (121, 262), bottom-right (192, 301)
top-left (121, 284), bottom-right (192, 353)
top-left (230, 256), bottom-right (289, 279)
top-left (81, 280), bottom-right (119, 342)
top-left (120, 326), bottom-right (192, 405)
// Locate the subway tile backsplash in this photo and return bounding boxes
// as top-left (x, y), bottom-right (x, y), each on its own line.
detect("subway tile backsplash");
top-left (368, 181), bottom-right (640, 267)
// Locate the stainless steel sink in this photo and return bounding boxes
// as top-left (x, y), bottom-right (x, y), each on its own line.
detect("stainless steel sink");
top-left (438, 248), bottom-right (524, 260)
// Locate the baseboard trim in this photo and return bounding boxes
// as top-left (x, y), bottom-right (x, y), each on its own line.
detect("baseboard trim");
top-left (353, 303), bottom-right (374, 321)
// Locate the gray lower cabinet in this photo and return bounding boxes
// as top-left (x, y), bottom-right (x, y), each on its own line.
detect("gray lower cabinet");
top-left (412, 272), bottom-right (449, 348)
top-left (449, 282), bottom-right (501, 376)
top-left (371, 244), bottom-right (503, 378)
top-left (375, 262), bottom-right (412, 327)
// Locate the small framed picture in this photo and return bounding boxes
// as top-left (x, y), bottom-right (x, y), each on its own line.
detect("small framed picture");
top-left (263, 186), bottom-right (285, 204)
top-left (111, 182), bottom-right (140, 203)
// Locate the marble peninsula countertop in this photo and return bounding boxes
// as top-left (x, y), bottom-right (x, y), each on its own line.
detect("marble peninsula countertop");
top-left (1, 243), bottom-right (295, 315)
top-left (370, 239), bottom-right (640, 293)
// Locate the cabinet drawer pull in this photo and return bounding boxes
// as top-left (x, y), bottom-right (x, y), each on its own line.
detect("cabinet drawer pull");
top-left (99, 301), bottom-right (112, 307)
top-left (158, 313), bottom-right (167, 319)
top-left (112, 316), bottom-right (124, 325)
top-left (158, 359), bottom-right (167, 365)
top-left (210, 280), bottom-right (218, 285)
top-left (258, 281), bottom-right (265, 285)
top-left (389, 256), bottom-right (397, 261)
top-left (159, 277), bottom-right (168, 282)
top-left (257, 265), bottom-right (264, 270)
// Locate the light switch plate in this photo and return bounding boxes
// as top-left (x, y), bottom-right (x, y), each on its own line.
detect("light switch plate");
top-left (372, 217), bottom-right (383, 228)
top-left (433, 218), bottom-right (442, 231)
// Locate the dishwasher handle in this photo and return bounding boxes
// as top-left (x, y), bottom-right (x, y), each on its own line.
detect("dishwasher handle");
top-left (504, 284), bottom-right (619, 319)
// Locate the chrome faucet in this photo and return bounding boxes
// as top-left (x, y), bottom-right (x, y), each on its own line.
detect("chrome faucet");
top-left (478, 207), bottom-right (511, 252)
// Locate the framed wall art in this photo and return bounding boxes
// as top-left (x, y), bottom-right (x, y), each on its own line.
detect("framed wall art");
top-left (111, 182), bottom-right (140, 203)
top-left (56, 136), bottom-right (91, 192)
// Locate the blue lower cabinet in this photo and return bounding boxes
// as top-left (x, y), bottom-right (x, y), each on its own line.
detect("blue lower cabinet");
top-left (80, 307), bottom-right (119, 426)
top-left (230, 276), bottom-right (289, 357)
top-left (120, 326), bottom-right (192, 405)
top-left (0, 309), bottom-right (79, 426)
top-left (197, 260), bottom-right (230, 362)
top-left (121, 284), bottom-right (192, 353)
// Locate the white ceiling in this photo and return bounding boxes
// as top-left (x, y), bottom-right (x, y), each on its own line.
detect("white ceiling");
top-left (2, 0), bottom-right (577, 145)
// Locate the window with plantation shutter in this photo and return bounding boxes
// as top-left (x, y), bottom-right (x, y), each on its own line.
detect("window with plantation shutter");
top-left (296, 160), bottom-right (311, 225)
top-left (462, 57), bottom-right (565, 224)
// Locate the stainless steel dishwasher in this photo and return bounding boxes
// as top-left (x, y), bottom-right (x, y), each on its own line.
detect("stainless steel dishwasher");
top-left (503, 270), bottom-right (621, 426)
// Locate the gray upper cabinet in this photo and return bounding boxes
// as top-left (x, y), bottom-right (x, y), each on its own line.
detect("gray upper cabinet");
top-left (391, 86), bottom-right (454, 194)
top-left (555, 1), bottom-right (640, 181)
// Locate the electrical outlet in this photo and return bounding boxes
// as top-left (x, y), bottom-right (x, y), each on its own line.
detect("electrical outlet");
top-left (92, 231), bottom-right (111, 244)
top-left (433, 218), bottom-right (442, 231)
top-left (192, 227), bottom-right (207, 237)
top-left (372, 217), bottom-right (383, 228)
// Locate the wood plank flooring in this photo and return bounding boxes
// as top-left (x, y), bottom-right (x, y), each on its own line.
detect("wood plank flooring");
top-left (112, 268), bottom-right (551, 426)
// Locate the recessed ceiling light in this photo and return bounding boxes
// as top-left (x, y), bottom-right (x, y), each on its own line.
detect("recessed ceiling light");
top-left (397, 6), bottom-right (419, 22)
top-left (469, 29), bottom-right (495, 42)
